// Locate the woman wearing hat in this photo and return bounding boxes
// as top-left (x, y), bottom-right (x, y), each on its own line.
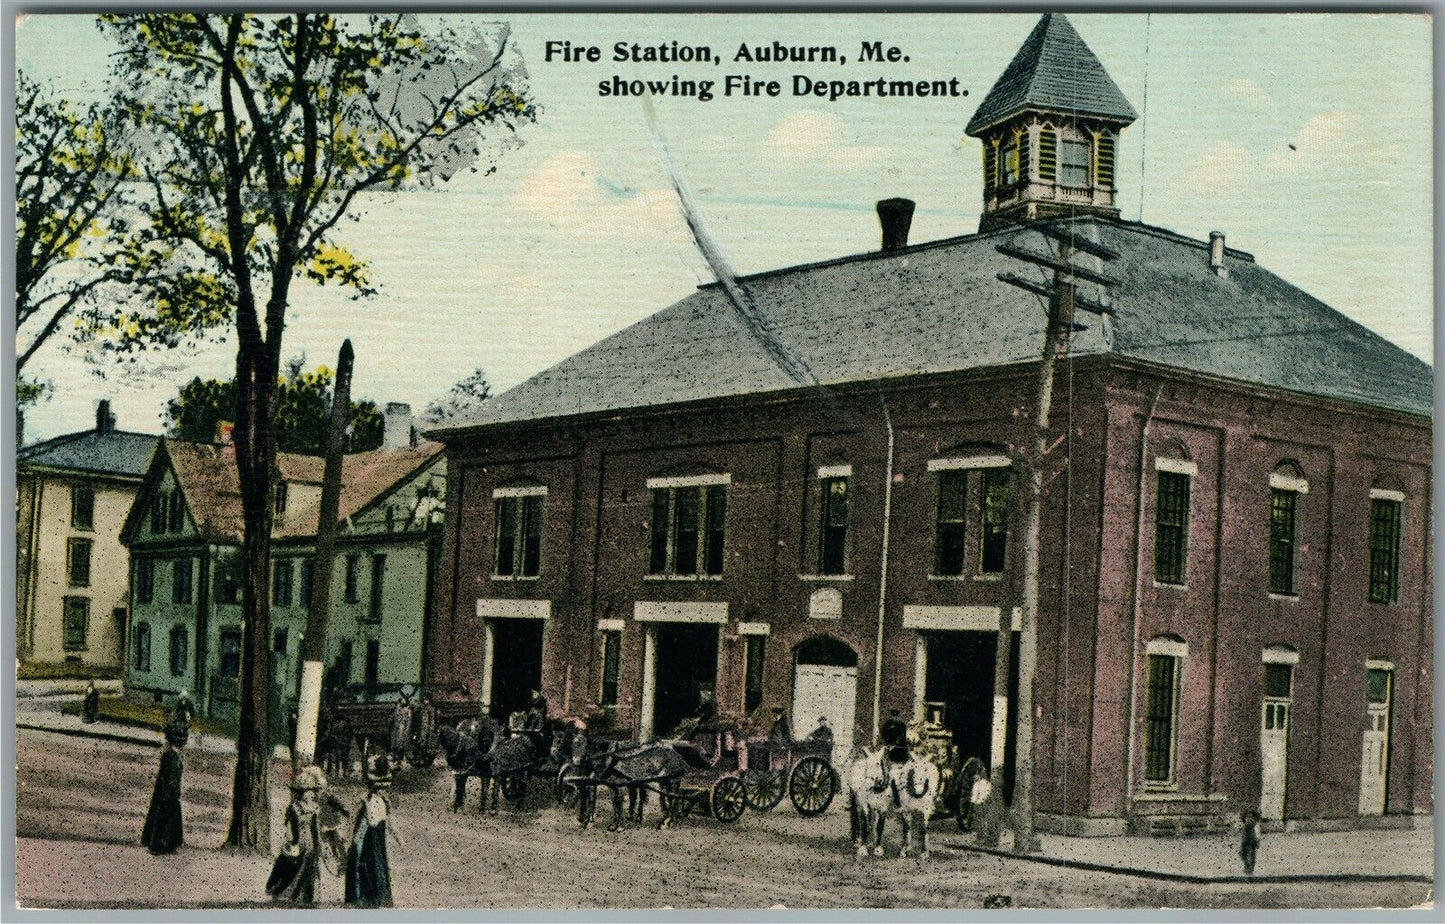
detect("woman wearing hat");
top-left (345, 754), bottom-right (396, 908)
top-left (140, 724), bottom-right (186, 855)
top-left (266, 765), bottom-right (327, 904)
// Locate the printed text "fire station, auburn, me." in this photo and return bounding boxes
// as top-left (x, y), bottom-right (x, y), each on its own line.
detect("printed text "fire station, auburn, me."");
top-left (544, 40), bottom-right (916, 66)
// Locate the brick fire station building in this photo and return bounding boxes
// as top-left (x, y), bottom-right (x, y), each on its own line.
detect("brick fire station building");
top-left (427, 14), bottom-right (1431, 834)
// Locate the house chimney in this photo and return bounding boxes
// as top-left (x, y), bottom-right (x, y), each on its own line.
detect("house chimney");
top-left (1209, 231), bottom-right (1228, 278)
top-left (95, 399), bottom-right (116, 433)
top-left (383, 402), bottom-right (415, 449)
top-left (876, 198), bottom-right (916, 252)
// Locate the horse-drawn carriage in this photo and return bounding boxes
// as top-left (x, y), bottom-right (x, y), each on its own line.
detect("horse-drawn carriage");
top-left (909, 702), bottom-right (990, 831)
top-left (739, 732), bottom-right (838, 817)
top-left (321, 683), bottom-right (475, 773)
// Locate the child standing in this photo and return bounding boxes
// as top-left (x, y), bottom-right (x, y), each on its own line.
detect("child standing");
top-left (1239, 810), bottom-right (1262, 876)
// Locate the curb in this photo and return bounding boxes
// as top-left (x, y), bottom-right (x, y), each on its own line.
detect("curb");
top-left (16, 721), bottom-right (160, 750)
top-left (947, 842), bottom-right (1434, 885)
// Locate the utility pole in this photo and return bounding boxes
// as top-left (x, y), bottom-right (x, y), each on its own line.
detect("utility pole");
top-left (996, 222), bottom-right (1117, 853)
top-left (293, 339), bottom-right (353, 768)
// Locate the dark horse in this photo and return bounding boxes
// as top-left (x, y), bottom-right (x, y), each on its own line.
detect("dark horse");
top-left (439, 717), bottom-right (501, 811)
top-left (562, 738), bottom-right (703, 831)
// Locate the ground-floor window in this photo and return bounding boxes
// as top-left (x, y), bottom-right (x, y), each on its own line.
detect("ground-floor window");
top-left (132, 622), bottom-right (151, 672)
top-left (744, 634), bottom-right (766, 713)
top-left (169, 626), bottom-right (188, 676)
top-left (218, 628), bottom-right (242, 679)
top-left (599, 629), bottom-right (621, 707)
top-left (62, 596), bottom-right (89, 651)
top-left (1144, 652), bottom-right (1181, 784)
top-left (365, 639), bottom-right (381, 687)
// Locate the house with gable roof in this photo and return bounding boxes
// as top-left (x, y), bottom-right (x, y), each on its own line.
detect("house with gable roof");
top-left (120, 431), bottom-right (446, 724)
top-left (424, 14), bottom-right (1430, 834)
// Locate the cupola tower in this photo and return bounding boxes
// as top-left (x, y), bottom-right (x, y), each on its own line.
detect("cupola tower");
top-left (966, 14), bottom-right (1137, 232)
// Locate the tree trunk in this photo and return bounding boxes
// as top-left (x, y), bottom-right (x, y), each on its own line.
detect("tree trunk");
top-left (224, 348), bottom-right (277, 853)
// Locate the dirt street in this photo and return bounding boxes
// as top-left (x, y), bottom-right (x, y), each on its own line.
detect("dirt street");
top-left (14, 728), bottom-right (1432, 910)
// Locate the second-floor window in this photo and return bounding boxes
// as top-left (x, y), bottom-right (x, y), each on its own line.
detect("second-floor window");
top-left (132, 622), bottom-right (152, 672)
top-left (493, 489), bottom-right (544, 578)
top-left (273, 559), bottom-right (294, 607)
top-left (172, 557), bottom-right (194, 605)
top-left (818, 475), bottom-right (850, 575)
top-left (67, 537), bottom-right (92, 587)
top-left (299, 559), bottom-right (314, 609)
top-left (1154, 467), bottom-right (1192, 585)
top-left (71, 486), bottom-right (94, 530)
top-left (1369, 492), bottom-right (1403, 604)
top-left (274, 482), bottom-right (289, 516)
top-left (931, 459), bottom-right (1011, 576)
top-left (368, 555), bottom-right (386, 621)
top-left (344, 555), bottom-right (360, 603)
top-left (136, 558), bottom-right (154, 604)
top-left (1269, 489), bottom-right (1299, 595)
top-left (648, 477), bottom-right (728, 577)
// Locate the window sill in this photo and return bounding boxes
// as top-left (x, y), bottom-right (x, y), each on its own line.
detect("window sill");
top-left (798, 574), bottom-right (854, 582)
top-left (974, 572), bottom-right (1006, 582)
top-left (1152, 580), bottom-right (1187, 591)
top-left (68, 584), bottom-right (91, 590)
top-left (63, 646), bottom-right (89, 653)
top-left (1267, 592), bottom-right (1299, 602)
top-left (490, 574), bottom-right (541, 582)
top-left (643, 574), bottom-right (724, 582)
top-left (1138, 783), bottom-right (1180, 795)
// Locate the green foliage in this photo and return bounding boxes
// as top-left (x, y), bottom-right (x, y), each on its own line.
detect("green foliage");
top-left (17, 661), bottom-right (121, 681)
top-left (14, 72), bottom-right (135, 371)
top-left (83, 13), bottom-right (536, 355)
top-left (423, 367), bottom-right (492, 424)
top-left (167, 365), bottom-right (384, 454)
top-left (16, 377), bottom-right (50, 409)
top-left (59, 694), bottom-right (237, 737)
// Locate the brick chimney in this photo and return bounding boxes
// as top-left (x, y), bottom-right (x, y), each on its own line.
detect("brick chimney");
top-left (95, 399), bottom-right (116, 433)
top-left (876, 198), bottom-right (916, 252)
top-left (1209, 231), bottom-right (1228, 278)
top-left (383, 402), bottom-right (415, 450)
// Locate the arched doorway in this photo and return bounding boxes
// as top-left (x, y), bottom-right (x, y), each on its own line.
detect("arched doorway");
top-left (791, 636), bottom-right (858, 760)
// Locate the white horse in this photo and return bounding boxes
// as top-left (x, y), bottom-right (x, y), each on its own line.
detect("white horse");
top-left (845, 747), bottom-right (942, 858)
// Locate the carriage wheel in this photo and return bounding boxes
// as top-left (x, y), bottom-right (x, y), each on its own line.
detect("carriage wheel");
top-left (742, 769), bottom-right (786, 812)
top-left (501, 775), bottom-right (527, 801)
top-left (788, 757), bottom-right (836, 817)
top-left (710, 777), bottom-right (747, 823)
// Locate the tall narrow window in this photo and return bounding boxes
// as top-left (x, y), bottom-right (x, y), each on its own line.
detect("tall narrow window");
top-left (364, 639), bottom-right (381, 687)
top-left (136, 558), bottom-right (154, 604)
top-left (169, 626), bottom-right (188, 676)
top-left (337, 641), bottom-right (353, 689)
top-left (67, 538), bottom-right (92, 587)
top-left (1001, 135), bottom-right (1021, 185)
top-left (368, 555), bottom-right (386, 621)
top-left (600, 629), bottom-right (622, 707)
top-left (273, 559), bottom-right (294, 607)
top-left (274, 482), bottom-right (289, 516)
top-left (744, 634), bottom-right (766, 714)
top-left (63, 597), bottom-right (89, 651)
top-left (274, 628), bottom-right (288, 655)
top-left (172, 557), bottom-right (193, 605)
top-left (493, 491), bottom-right (545, 577)
top-left (980, 469), bottom-right (1010, 573)
top-left (168, 491), bottom-right (184, 533)
top-left (647, 479), bottom-right (729, 577)
top-left (1369, 496), bottom-right (1402, 603)
top-left (1154, 471), bottom-right (1191, 585)
top-left (818, 476), bottom-right (850, 575)
top-left (1144, 653), bottom-right (1180, 783)
top-left (934, 470), bottom-right (967, 576)
top-left (132, 622), bottom-right (152, 671)
top-left (1060, 138), bottom-right (1091, 187)
top-left (1269, 488), bottom-right (1298, 595)
top-left (218, 628), bottom-right (241, 679)
top-left (216, 561), bottom-right (240, 606)
top-left (150, 491), bottom-right (167, 534)
top-left (299, 559), bottom-right (314, 609)
top-left (71, 486), bottom-right (94, 530)
top-left (344, 555), bottom-right (360, 603)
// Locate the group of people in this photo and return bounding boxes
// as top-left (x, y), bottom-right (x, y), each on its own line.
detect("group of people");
top-left (136, 692), bottom-right (401, 907)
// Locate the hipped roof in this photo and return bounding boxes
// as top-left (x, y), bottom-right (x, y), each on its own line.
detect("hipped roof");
top-left (432, 218), bottom-right (1430, 436)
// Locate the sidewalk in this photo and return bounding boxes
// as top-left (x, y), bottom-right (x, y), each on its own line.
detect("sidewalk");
top-left (16, 708), bottom-right (238, 756)
top-left (16, 678), bottom-right (123, 698)
top-left (948, 823), bottom-right (1435, 882)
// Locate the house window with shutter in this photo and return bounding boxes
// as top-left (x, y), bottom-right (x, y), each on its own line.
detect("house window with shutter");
top-left (136, 558), bottom-right (154, 604)
top-left (172, 557), bottom-right (194, 605)
top-left (1037, 127), bottom-right (1058, 181)
top-left (133, 622), bottom-right (152, 672)
top-left (169, 626), bottom-right (188, 675)
top-left (63, 597), bottom-right (89, 651)
top-left (71, 486), bottom-right (94, 530)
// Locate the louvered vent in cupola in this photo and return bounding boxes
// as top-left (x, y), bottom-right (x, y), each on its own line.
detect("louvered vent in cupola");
top-left (1096, 133), bottom-right (1116, 189)
top-left (1038, 127), bottom-right (1058, 181)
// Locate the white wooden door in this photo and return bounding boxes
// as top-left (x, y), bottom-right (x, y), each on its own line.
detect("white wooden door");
top-left (792, 664), bottom-right (856, 761)
top-left (1259, 700), bottom-right (1289, 820)
top-left (1358, 666), bottom-right (1393, 816)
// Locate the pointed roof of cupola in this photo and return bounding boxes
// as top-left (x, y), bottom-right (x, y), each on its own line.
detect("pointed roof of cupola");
top-left (966, 13), bottom-right (1138, 136)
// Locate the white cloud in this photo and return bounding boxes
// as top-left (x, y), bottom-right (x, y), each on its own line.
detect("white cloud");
top-left (507, 151), bottom-right (682, 235)
top-left (1221, 78), bottom-right (1271, 109)
top-left (763, 110), bottom-right (890, 170)
top-left (1189, 111), bottom-right (1396, 195)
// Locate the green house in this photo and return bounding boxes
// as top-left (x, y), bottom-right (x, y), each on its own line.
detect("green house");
top-left (120, 437), bottom-right (446, 722)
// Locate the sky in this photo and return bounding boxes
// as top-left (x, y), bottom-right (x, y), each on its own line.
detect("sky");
top-left (14, 12), bottom-right (1434, 443)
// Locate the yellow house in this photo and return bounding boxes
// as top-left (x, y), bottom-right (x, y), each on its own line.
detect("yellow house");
top-left (16, 401), bottom-right (158, 668)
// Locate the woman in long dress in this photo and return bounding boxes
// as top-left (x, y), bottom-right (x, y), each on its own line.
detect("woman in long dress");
top-left (345, 755), bottom-right (395, 907)
top-left (266, 765), bottom-right (327, 904)
top-left (140, 727), bottom-right (185, 854)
